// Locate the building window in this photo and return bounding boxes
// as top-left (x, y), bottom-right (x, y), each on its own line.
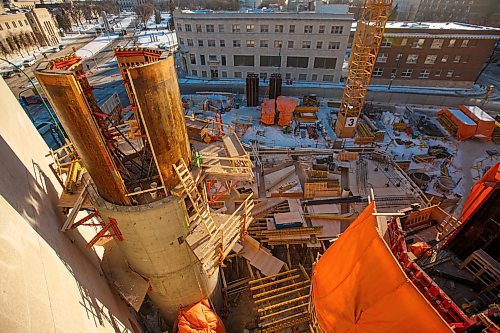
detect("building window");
top-left (260, 40), bottom-right (269, 48)
top-left (453, 55), bottom-right (461, 63)
top-left (434, 69), bottom-right (442, 77)
top-left (246, 24), bottom-right (255, 32)
top-left (0, 24), bottom-right (3, 31)
top-left (235, 72), bottom-right (242, 78)
top-left (208, 40), bottom-right (216, 47)
top-left (319, 25), bottom-right (325, 33)
top-left (448, 39), bottom-right (455, 47)
top-left (328, 42), bottom-right (340, 50)
top-left (220, 40), bottom-right (225, 47)
top-left (191, 70), bottom-right (197, 76)
top-left (411, 39), bottom-right (425, 48)
top-left (401, 38), bottom-right (407, 46)
top-left (6, 22), bottom-right (10, 29)
top-left (381, 38), bottom-right (392, 47)
top-left (209, 55), bottom-right (217, 62)
top-left (401, 69), bottom-right (413, 78)
top-left (373, 68), bottom-right (383, 77)
top-left (424, 55), bottom-right (437, 64)
top-left (221, 55), bottom-right (226, 66)
top-left (288, 41), bottom-right (294, 48)
top-left (185, 24), bottom-right (192, 31)
top-left (316, 41), bottom-right (323, 49)
top-left (285, 73), bottom-right (292, 80)
top-left (331, 26), bottom-right (343, 34)
top-left (232, 24), bottom-right (240, 32)
top-left (177, 23), bottom-right (182, 31)
top-left (13, 21), bottom-right (17, 28)
top-left (198, 40), bottom-right (205, 47)
top-left (206, 24), bottom-right (214, 32)
top-left (314, 57), bottom-right (337, 69)
top-left (202, 70), bottom-right (207, 77)
top-left (322, 75), bottom-right (334, 82)
top-left (200, 55), bottom-right (206, 65)
top-left (218, 24), bottom-right (224, 33)
top-left (287, 56), bottom-right (309, 68)
top-left (304, 25), bottom-right (313, 33)
top-left (446, 70), bottom-right (454, 77)
top-left (190, 54), bottom-right (196, 64)
top-left (311, 74), bottom-right (318, 81)
top-left (19, 20), bottom-right (23, 27)
top-left (260, 56), bottom-right (281, 67)
top-left (274, 40), bottom-right (282, 48)
top-left (196, 24), bottom-right (202, 33)
top-left (187, 39), bottom-right (194, 46)
top-left (406, 54), bottom-right (418, 64)
top-left (289, 25), bottom-right (295, 33)
top-left (419, 69), bottom-right (430, 78)
top-left (246, 40), bottom-right (255, 47)
top-left (24, 19), bottom-right (28, 26)
top-left (302, 41), bottom-right (311, 49)
top-left (377, 53), bottom-right (388, 63)
top-left (234, 55), bottom-right (254, 66)
top-left (430, 39), bottom-right (444, 49)
top-left (461, 39), bottom-right (469, 47)
top-left (261, 25), bottom-right (269, 33)
top-left (441, 55), bottom-right (448, 62)
top-left (222, 71), bottom-right (227, 78)
top-left (299, 74), bottom-right (307, 81)
top-left (233, 40), bottom-right (241, 47)
top-left (275, 25), bottom-right (284, 33)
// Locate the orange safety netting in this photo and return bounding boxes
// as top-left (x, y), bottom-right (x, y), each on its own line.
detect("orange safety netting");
top-left (261, 98), bottom-right (275, 125)
top-left (276, 96), bottom-right (298, 127)
top-left (177, 299), bottom-right (226, 333)
top-left (311, 202), bottom-right (452, 333)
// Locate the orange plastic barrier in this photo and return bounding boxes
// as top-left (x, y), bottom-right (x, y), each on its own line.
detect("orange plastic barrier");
top-left (261, 98), bottom-right (275, 125)
top-left (458, 105), bottom-right (495, 141)
top-left (177, 299), bottom-right (226, 333)
top-left (311, 202), bottom-right (452, 333)
top-left (276, 96), bottom-right (298, 127)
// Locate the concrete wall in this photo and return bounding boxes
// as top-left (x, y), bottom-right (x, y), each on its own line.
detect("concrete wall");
top-left (0, 77), bottom-right (140, 333)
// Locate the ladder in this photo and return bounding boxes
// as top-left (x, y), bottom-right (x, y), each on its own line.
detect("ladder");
top-left (173, 158), bottom-right (217, 235)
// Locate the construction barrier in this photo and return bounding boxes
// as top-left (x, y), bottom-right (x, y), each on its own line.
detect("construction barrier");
top-left (261, 98), bottom-right (276, 125)
top-left (276, 96), bottom-right (298, 127)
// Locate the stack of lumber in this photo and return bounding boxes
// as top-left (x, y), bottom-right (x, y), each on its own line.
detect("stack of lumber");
top-left (295, 106), bottom-right (318, 122)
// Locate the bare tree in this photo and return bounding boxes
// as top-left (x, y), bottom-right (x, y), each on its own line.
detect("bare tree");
top-left (56, 10), bottom-right (72, 32)
top-left (154, 9), bottom-right (161, 25)
top-left (135, 4), bottom-right (154, 29)
top-left (69, 3), bottom-right (85, 27)
top-left (12, 34), bottom-right (24, 56)
top-left (0, 40), bottom-right (12, 57)
top-left (81, 2), bottom-right (95, 23)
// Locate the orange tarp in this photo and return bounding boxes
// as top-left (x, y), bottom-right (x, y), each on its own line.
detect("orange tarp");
top-left (311, 202), bottom-right (452, 333)
top-left (277, 96), bottom-right (298, 127)
top-left (408, 241), bottom-right (431, 258)
top-left (458, 105), bottom-right (495, 140)
top-left (177, 299), bottom-right (226, 333)
top-left (261, 98), bottom-right (275, 125)
top-left (437, 107), bottom-right (477, 141)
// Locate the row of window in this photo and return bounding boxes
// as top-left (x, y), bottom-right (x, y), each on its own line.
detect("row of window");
top-left (178, 23), bottom-right (344, 35)
top-left (0, 18), bottom-right (30, 31)
top-left (377, 53), bottom-right (470, 65)
top-left (381, 37), bottom-right (477, 49)
top-left (373, 67), bottom-right (461, 79)
top-left (189, 54), bottom-right (337, 69)
top-left (190, 69), bottom-right (335, 82)
top-left (181, 38), bottom-right (341, 50)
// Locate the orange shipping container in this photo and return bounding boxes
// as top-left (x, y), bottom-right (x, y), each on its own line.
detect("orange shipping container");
top-left (311, 202), bottom-right (452, 333)
top-left (437, 107), bottom-right (477, 141)
top-left (458, 105), bottom-right (495, 140)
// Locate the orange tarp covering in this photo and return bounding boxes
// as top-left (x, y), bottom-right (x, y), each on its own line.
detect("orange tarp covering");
top-left (177, 299), bottom-right (226, 333)
top-left (437, 107), bottom-right (477, 141)
top-left (458, 105), bottom-right (495, 140)
top-left (311, 202), bottom-right (452, 333)
top-left (261, 98), bottom-right (275, 125)
top-left (408, 241), bottom-right (431, 258)
top-left (276, 96), bottom-right (298, 127)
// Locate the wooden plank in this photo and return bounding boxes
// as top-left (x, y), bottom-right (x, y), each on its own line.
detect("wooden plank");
top-left (61, 180), bottom-right (89, 231)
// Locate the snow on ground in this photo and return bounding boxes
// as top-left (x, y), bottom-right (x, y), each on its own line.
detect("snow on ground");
top-left (134, 30), bottom-right (177, 48)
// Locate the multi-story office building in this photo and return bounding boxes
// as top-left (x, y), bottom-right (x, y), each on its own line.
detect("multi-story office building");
top-left (173, 5), bottom-right (353, 83)
top-left (369, 22), bottom-right (500, 88)
top-left (416, 0), bottom-right (499, 27)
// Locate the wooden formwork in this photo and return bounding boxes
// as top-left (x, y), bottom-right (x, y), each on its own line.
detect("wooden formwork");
top-left (304, 182), bottom-right (340, 199)
top-left (459, 249), bottom-right (500, 292)
top-left (337, 152), bottom-right (359, 161)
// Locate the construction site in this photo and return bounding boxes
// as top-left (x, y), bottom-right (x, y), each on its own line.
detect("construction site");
top-left (1, 0), bottom-right (499, 333)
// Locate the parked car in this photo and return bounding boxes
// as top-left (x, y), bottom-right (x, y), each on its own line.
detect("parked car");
top-left (1, 70), bottom-right (15, 78)
top-left (13, 64), bottom-right (25, 71)
top-left (22, 58), bottom-right (36, 67)
top-left (58, 44), bottom-right (66, 50)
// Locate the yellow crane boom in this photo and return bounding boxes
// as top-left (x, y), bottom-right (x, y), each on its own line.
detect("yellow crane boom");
top-left (335, 0), bottom-right (393, 138)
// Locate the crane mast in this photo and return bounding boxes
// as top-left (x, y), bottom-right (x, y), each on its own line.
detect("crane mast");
top-left (335, 0), bottom-right (392, 138)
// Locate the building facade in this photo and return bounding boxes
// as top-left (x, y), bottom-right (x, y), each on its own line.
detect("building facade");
top-left (416, 0), bottom-right (500, 27)
top-left (369, 22), bottom-right (500, 88)
top-left (0, 8), bottom-right (60, 57)
top-left (173, 6), bottom-right (353, 83)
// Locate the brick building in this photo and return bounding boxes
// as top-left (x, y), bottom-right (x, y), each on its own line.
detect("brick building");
top-left (368, 22), bottom-right (500, 88)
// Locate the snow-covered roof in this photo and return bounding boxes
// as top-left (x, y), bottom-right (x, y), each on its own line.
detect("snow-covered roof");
top-left (449, 108), bottom-right (476, 126)
top-left (464, 106), bottom-right (495, 122)
top-left (351, 21), bottom-right (500, 33)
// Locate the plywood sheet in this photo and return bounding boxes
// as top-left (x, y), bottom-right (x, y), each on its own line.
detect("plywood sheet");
top-left (236, 235), bottom-right (285, 276)
top-left (273, 212), bottom-right (305, 228)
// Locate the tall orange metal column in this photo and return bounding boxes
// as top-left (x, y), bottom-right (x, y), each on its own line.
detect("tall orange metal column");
top-left (335, 0), bottom-right (392, 138)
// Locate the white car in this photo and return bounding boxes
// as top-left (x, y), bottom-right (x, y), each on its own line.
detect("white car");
top-left (22, 59), bottom-right (36, 67)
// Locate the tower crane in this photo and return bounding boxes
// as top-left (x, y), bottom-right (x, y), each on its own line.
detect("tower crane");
top-left (334, 0), bottom-right (393, 138)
